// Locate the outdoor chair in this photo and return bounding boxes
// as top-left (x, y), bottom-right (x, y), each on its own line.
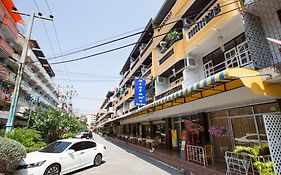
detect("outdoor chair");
top-left (204, 144), bottom-right (214, 166)
top-left (151, 136), bottom-right (161, 149)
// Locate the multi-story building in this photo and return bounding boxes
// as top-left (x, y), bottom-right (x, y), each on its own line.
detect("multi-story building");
top-left (99, 0), bottom-right (281, 171)
top-left (95, 90), bottom-right (117, 130)
top-left (0, 0), bottom-right (59, 128)
top-left (85, 113), bottom-right (97, 129)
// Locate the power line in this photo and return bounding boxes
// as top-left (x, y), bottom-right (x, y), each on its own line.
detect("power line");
top-left (44, 0), bottom-right (239, 61)
top-left (49, 3), bottom-right (245, 65)
top-left (32, 0), bottom-right (55, 54)
top-left (73, 96), bottom-right (105, 100)
top-left (24, 0), bottom-right (240, 65)
top-left (54, 70), bottom-right (121, 78)
top-left (43, 0), bottom-right (73, 86)
top-left (54, 78), bottom-right (121, 82)
top-left (25, 0), bottom-right (259, 66)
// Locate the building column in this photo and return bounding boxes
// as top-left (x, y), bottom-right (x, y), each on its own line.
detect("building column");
top-left (277, 99), bottom-right (281, 110)
top-left (149, 121), bottom-right (153, 138)
top-left (165, 118), bottom-right (172, 149)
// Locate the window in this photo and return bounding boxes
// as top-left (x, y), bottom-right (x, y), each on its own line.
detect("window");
top-left (82, 141), bottom-right (96, 149)
top-left (69, 142), bottom-right (84, 152)
top-left (277, 9), bottom-right (281, 23)
top-left (39, 141), bottom-right (71, 153)
top-left (253, 103), bottom-right (280, 114)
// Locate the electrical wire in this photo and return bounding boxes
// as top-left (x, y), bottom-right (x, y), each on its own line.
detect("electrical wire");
top-left (24, 0), bottom-right (240, 66)
top-left (43, 0), bottom-right (73, 87)
top-left (49, 4), bottom-right (246, 65)
top-left (44, 0), bottom-right (240, 61)
top-left (54, 70), bottom-right (121, 78)
top-left (54, 78), bottom-right (121, 82)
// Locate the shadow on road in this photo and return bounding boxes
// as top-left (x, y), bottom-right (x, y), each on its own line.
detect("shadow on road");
top-left (65, 161), bottom-right (106, 175)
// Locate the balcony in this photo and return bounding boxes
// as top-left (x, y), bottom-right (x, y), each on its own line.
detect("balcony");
top-left (2, 15), bottom-right (18, 39)
top-left (155, 82), bottom-right (183, 100)
top-left (0, 37), bottom-right (14, 56)
top-left (21, 81), bottom-right (33, 94)
top-left (203, 41), bottom-right (252, 78)
top-left (24, 66), bottom-right (57, 101)
top-left (157, 39), bottom-right (184, 75)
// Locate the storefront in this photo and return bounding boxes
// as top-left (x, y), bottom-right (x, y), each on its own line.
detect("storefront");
top-left (208, 102), bottom-right (280, 159)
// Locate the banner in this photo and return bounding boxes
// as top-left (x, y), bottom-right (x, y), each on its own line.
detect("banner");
top-left (171, 129), bottom-right (178, 148)
top-left (134, 78), bottom-right (146, 106)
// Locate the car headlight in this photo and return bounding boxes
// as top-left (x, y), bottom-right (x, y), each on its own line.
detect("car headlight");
top-left (27, 160), bottom-right (46, 168)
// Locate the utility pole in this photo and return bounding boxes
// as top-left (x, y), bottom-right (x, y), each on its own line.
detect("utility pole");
top-left (58, 85), bottom-right (77, 114)
top-left (5, 9), bottom-right (53, 133)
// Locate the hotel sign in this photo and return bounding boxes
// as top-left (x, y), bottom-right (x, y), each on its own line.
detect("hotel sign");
top-left (134, 78), bottom-right (146, 106)
top-left (188, 4), bottom-right (221, 39)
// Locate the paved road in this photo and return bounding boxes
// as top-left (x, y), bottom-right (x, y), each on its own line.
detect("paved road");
top-left (70, 133), bottom-right (184, 175)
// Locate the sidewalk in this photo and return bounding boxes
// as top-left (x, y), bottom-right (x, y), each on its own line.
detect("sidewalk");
top-left (106, 136), bottom-right (225, 175)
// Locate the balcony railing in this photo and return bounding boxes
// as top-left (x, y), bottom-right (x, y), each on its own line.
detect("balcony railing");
top-left (142, 67), bottom-right (151, 78)
top-left (155, 83), bottom-right (182, 100)
top-left (140, 39), bottom-right (153, 57)
top-left (159, 49), bottom-right (174, 65)
top-left (203, 41), bottom-right (252, 78)
top-left (3, 16), bottom-right (18, 38)
top-left (0, 37), bottom-right (14, 56)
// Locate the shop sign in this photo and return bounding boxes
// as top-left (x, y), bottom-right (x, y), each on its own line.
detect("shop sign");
top-left (188, 4), bottom-right (221, 39)
top-left (134, 78), bottom-right (146, 106)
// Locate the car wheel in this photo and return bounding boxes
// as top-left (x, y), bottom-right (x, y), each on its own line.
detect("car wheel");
top-left (94, 154), bottom-right (102, 166)
top-left (44, 164), bottom-right (61, 175)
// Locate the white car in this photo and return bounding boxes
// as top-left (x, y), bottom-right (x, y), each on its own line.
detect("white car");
top-left (16, 139), bottom-right (106, 175)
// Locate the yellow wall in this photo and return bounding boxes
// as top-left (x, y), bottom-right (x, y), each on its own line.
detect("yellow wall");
top-left (183, 0), bottom-right (240, 53)
top-left (152, 0), bottom-right (240, 79)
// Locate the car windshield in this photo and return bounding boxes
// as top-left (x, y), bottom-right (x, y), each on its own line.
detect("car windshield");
top-left (39, 141), bottom-right (71, 153)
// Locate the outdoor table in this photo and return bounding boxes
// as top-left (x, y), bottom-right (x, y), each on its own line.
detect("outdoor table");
top-left (146, 139), bottom-right (155, 148)
top-left (138, 138), bottom-right (146, 146)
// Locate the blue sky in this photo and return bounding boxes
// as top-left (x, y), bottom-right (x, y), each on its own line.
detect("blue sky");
top-left (13, 0), bottom-right (164, 114)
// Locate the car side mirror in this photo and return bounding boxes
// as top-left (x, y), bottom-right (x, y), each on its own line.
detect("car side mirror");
top-left (67, 149), bottom-right (75, 154)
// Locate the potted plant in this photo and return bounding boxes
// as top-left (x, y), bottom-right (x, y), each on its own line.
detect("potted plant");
top-left (234, 144), bottom-right (274, 175)
top-left (208, 125), bottom-right (232, 137)
top-left (168, 29), bottom-right (180, 45)
top-left (184, 120), bottom-right (204, 144)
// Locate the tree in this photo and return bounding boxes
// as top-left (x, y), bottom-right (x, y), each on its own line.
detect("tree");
top-left (24, 107), bottom-right (86, 143)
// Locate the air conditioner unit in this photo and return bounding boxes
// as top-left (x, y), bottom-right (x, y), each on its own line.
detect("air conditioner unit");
top-left (185, 57), bottom-right (196, 69)
top-left (139, 43), bottom-right (146, 52)
top-left (141, 66), bottom-right (148, 75)
top-left (156, 76), bottom-right (168, 85)
top-left (183, 18), bottom-right (194, 28)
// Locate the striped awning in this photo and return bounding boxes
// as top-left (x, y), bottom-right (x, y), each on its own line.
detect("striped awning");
top-left (108, 67), bottom-right (281, 124)
top-left (142, 69), bottom-right (233, 110)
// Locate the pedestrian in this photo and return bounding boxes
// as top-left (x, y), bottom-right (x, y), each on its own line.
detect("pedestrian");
top-left (89, 130), bottom-right (93, 139)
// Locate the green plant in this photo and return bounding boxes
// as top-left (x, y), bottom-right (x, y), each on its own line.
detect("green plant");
top-left (168, 29), bottom-right (180, 44)
top-left (5, 128), bottom-right (46, 152)
top-left (24, 107), bottom-right (86, 143)
top-left (0, 137), bottom-right (27, 174)
top-left (234, 144), bottom-right (275, 175)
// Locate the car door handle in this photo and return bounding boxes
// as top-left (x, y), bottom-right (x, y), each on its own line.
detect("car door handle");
top-left (80, 152), bottom-right (84, 155)
top-left (94, 148), bottom-right (97, 150)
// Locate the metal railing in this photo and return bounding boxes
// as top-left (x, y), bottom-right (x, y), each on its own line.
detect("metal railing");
top-left (225, 151), bottom-right (271, 175)
top-left (204, 41), bottom-right (252, 78)
top-left (186, 145), bottom-right (206, 167)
